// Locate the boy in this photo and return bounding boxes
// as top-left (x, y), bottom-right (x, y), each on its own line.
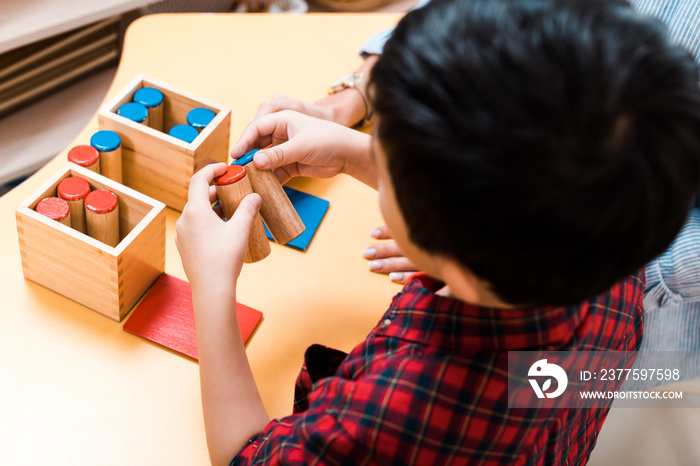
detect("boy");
top-left (174, 0), bottom-right (700, 464)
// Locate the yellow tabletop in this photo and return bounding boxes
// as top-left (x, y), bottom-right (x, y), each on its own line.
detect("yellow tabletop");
top-left (0, 13), bottom-right (402, 464)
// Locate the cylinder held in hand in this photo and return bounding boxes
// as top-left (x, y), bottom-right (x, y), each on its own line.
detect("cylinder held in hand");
top-left (213, 165), bottom-right (271, 263)
top-left (232, 149), bottom-right (305, 244)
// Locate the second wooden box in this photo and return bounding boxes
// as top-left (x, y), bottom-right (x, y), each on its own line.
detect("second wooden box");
top-left (16, 163), bottom-right (166, 321)
top-left (98, 73), bottom-right (231, 211)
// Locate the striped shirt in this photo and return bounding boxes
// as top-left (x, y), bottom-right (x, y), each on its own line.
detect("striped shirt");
top-left (630, 0), bottom-right (700, 383)
top-left (361, 1), bottom-right (700, 59)
top-left (630, 0), bottom-right (700, 60)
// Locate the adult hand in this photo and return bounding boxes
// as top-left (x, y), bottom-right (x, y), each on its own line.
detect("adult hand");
top-left (254, 93), bottom-right (337, 122)
top-left (175, 163), bottom-right (263, 293)
top-left (362, 225), bottom-right (420, 284)
top-left (231, 110), bottom-right (377, 188)
top-left (254, 91), bottom-right (367, 127)
top-left (253, 55), bottom-right (378, 127)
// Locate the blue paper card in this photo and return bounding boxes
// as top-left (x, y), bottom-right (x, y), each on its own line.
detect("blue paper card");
top-left (263, 186), bottom-right (329, 250)
top-left (217, 185), bottom-right (329, 251)
top-left (227, 152), bottom-right (329, 250)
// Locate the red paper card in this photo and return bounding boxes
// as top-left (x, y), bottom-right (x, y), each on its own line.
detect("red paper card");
top-left (123, 274), bottom-right (263, 360)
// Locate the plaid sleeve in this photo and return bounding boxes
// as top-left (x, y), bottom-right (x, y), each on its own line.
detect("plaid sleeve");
top-left (230, 379), bottom-right (383, 466)
top-left (231, 344), bottom-right (356, 466)
top-left (230, 345), bottom-right (494, 465)
top-left (230, 343), bottom-right (443, 466)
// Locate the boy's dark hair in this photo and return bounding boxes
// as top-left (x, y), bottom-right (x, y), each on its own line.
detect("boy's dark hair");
top-left (371, 0), bottom-right (700, 307)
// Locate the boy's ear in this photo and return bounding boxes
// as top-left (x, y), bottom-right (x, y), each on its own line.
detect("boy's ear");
top-left (438, 257), bottom-right (505, 307)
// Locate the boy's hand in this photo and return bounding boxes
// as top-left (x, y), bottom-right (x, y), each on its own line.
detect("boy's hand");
top-left (175, 163), bottom-right (263, 294)
top-left (362, 225), bottom-right (420, 284)
top-left (231, 110), bottom-right (377, 188)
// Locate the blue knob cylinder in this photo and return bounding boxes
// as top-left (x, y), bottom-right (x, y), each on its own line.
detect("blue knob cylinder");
top-left (118, 102), bottom-right (149, 123)
top-left (169, 124), bottom-right (199, 143)
top-left (133, 87), bottom-right (164, 131)
top-left (186, 107), bottom-right (216, 130)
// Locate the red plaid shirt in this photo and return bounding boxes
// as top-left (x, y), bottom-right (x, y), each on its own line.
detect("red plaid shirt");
top-left (232, 272), bottom-right (644, 465)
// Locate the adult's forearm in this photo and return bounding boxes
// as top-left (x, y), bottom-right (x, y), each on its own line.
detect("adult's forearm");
top-left (315, 55), bottom-right (380, 127)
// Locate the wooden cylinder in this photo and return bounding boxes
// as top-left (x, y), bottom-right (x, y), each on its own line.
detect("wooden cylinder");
top-left (214, 165), bottom-right (271, 263)
top-left (67, 145), bottom-right (100, 173)
top-left (168, 124), bottom-right (199, 143)
top-left (57, 176), bottom-right (91, 234)
top-left (90, 130), bottom-right (122, 183)
top-left (85, 189), bottom-right (120, 247)
top-left (133, 87), bottom-right (164, 132)
top-left (36, 197), bottom-right (71, 226)
top-left (186, 107), bottom-right (216, 131)
top-left (234, 149), bottom-right (305, 244)
top-left (117, 102), bottom-right (149, 127)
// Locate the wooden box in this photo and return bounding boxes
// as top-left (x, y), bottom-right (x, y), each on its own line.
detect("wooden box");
top-left (15, 163), bottom-right (166, 321)
top-left (98, 73), bottom-right (231, 211)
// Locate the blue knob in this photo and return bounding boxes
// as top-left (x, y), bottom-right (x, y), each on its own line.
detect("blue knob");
top-left (232, 149), bottom-right (257, 166)
top-left (169, 124), bottom-right (199, 143)
top-left (186, 107), bottom-right (216, 129)
top-left (134, 87), bottom-right (164, 108)
top-left (90, 130), bottom-right (121, 152)
top-left (118, 102), bottom-right (148, 123)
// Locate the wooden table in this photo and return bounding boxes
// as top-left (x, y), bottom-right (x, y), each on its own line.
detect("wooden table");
top-left (0, 13), bottom-right (401, 464)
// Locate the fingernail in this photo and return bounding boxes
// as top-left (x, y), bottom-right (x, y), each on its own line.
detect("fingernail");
top-left (256, 151), bottom-right (270, 169)
top-left (370, 229), bottom-right (382, 238)
top-left (368, 260), bottom-right (383, 270)
top-left (389, 272), bottom-right (404, 282)
top-left (249, 193), bottom-right (262, 209)
top-left (362, 248), bottom-right (377, 259)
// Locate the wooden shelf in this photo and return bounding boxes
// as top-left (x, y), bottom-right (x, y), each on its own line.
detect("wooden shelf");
top-left (0, 67), bottom-right (117, 186)
top-left (0, 0), bottom-right (156, 54)
top-left (0, 17), bottom-right (121, 118)
top-left (0, 0), bottom-right (156, 186)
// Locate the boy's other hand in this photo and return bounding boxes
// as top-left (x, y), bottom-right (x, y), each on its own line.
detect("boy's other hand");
top-left (231, 110), bottom-right (376, 188)
top-left (175, 163), bottom-right (262, 294)
top-left (362, 225), bottom-right (420, 284)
